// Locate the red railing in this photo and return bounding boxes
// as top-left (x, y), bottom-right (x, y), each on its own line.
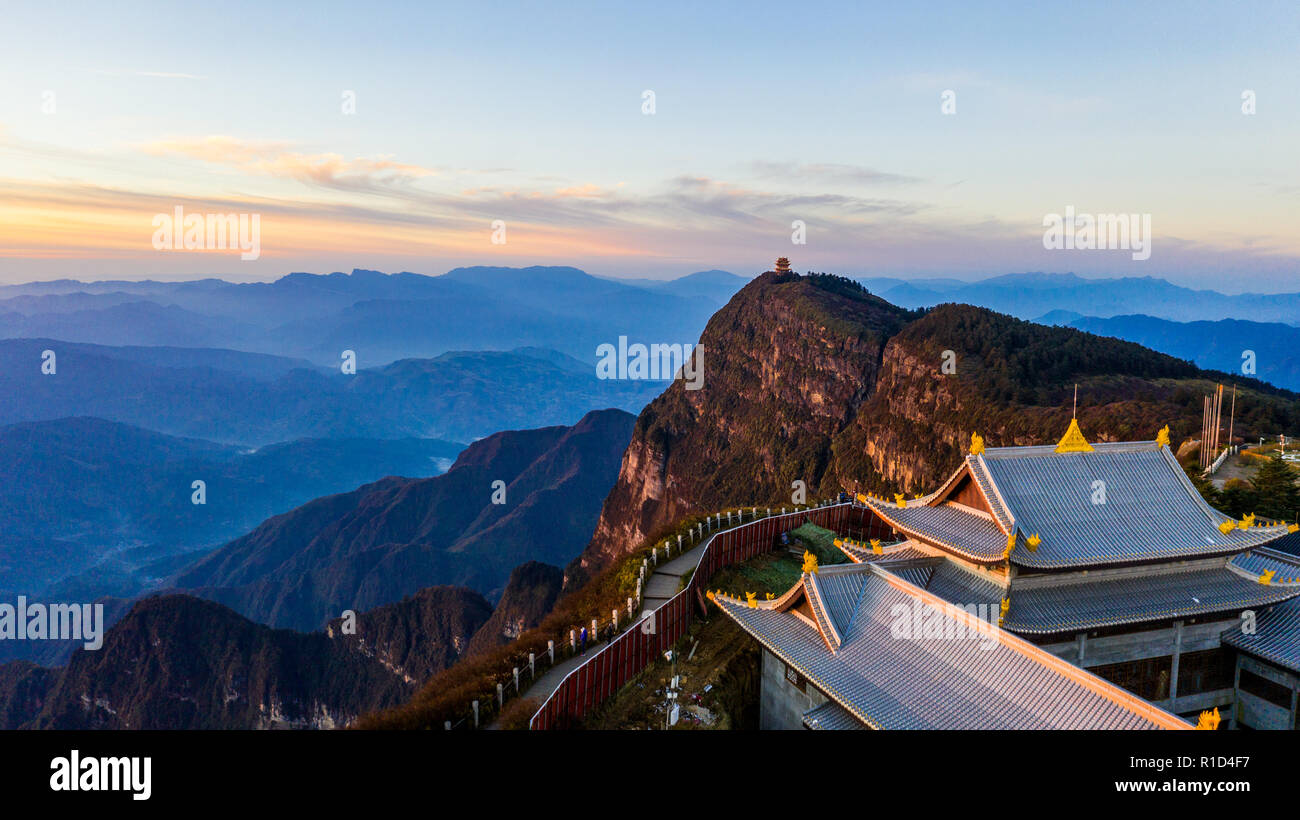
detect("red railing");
top-left (530, 501), bottom-right (872, 729)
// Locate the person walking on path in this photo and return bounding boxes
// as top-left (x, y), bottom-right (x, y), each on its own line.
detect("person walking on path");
top-left (580, 626), bottom-right (588, 654)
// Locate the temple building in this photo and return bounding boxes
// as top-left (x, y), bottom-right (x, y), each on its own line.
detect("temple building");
top-left (714, 419), bottom-right (1300, 729)
top-left (774, 257), bottom-right (792, 273)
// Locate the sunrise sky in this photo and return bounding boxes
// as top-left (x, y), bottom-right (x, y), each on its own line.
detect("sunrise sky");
top-left (1, 0), bottom-right (1297, 289)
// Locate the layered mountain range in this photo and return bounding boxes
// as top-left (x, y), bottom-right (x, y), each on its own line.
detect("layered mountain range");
top-left (7, 265), bottom-right (1300, 731)
top-left (0, 267), bottom-right (749, 366)
top-left (0, 416), bottom-right (461, 604)
top-left (859, 272), bottom-right (1300, 326)
top-left (173, 408), bottom-right (635, 631)
top-left (0, 559), bottom-right (564, 730)
top-left (0, 339), bottom-right (659, 446)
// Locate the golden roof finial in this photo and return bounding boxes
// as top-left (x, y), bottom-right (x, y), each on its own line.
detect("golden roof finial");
top-left (970, 431), bottom-right (985, 455)
top-left (1156, 425), bottom-right (1171, 447)
top-left (1055, 417), bottom-right (1094, 453)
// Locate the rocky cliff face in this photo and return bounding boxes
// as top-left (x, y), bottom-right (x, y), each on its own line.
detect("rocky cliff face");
top-left (8, 595), bottom-right (413, 730)
top-left (1, 568), bottom-right (570, 729)
top-left (577, 273), bottom-right (1300, 578)
top-left (574, 272), bottom-right (911, 578)
top-left (327, 586), bottom-right (494, 684)
top-left (466, 561), bottom-right (563, 656)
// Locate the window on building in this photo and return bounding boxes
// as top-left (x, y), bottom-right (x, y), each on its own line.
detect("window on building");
top-left (1090, 656), bottom-right (1173, 701)
top-left (784, 663), bottom-right (806, 693)
top-left (1177, 649), bottom-right (1233, 696)
top-left (1237, 668), bottom-right (1293, 709)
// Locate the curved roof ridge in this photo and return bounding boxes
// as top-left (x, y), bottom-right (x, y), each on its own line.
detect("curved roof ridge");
top-left (803, 573), bottom-right (843, 652)
top-left (971, 454), bottom-right (1015, 532)
top-left (863, 495), bottom-right (1009, 564)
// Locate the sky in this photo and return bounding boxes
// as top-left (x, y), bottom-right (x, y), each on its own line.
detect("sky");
top-left (0, 0), bottom-right (1297, 290)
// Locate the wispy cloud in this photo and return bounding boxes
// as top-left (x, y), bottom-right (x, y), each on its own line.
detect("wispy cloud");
top-left (747, 161), bottom-right (924, 187)
top-left (93, 69), bottom-right (208, 80)
top-left (139, 136), bottom-right (438, 191)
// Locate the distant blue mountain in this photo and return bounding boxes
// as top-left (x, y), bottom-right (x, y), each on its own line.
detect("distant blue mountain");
top-left (1036, 309), bottom-right (1085, 326)
top-left (1066, 314), bottom-right (1300, 392)
top-left (0, 416), bottom-right (463, 608)
top-left (862, 272), bottom-right (1300, 326)
top-left (0, 266), bottom-right (733, 365)
top-left (645, 270), bottom-right (750, 304)
top-left (0, 339), bottom-right (662, 446)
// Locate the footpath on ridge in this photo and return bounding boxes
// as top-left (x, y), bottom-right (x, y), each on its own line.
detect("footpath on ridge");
top-left (487, 540), bottom-right (710, 729)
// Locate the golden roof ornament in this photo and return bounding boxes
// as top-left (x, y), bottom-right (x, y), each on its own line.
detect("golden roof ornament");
top-left (1195, 707), bottom-right (1220, 730)
top-left (801, 550), bottom-right (819, 575)
top-left (970, 431), bottom-right (985, 455)
top-left (870, 538), bottom-right (882, 555)
top-left (1155, 425), bottom-right (1171, 447)
top-left (1054, 417), bottom-right (1095, 453)
top-left (1055, 385), bottom-right (1095, 453)
top-left (893, 493), bottom-right (907, 508)
top-left (1026, 533), bottom-right (1042, 552)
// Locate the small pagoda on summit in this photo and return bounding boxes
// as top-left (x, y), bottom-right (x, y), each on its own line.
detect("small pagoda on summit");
top-left (774, 257), bottom-right (792, 273)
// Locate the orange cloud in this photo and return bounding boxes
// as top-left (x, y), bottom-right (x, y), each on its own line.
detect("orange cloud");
top-left (139, 136), bottom-right (438, 188)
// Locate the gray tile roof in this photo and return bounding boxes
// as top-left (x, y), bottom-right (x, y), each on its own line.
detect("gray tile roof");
top-left (835, 538), bottom-right (932, 565)
top-left (886, 564), bottom-right (938, 588)
top-left (715, 565), bottom-right (1188, 730)
top-left (862, 498), bottom-right (1009, 563)
top-left (1002, 560), bottom-right (1300, 635)
top-left (1228, 548), bottom-right (1300, 583)
top-left (978, 443), bottom-right (1287, 569)
top-left (802, 700), bottom-right (866, 730)
top-left (923, 561), bottom-right (1006, 610)
top-left (1222, 598), bottom-right (1300, 673)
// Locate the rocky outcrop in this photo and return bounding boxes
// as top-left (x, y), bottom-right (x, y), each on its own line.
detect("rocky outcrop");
top-left (327, 586), bottom-right (494, 684)
top-left (466, 561), bottom-right (563, 656)
top-left (572, 272), bottom-right (911, 581)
